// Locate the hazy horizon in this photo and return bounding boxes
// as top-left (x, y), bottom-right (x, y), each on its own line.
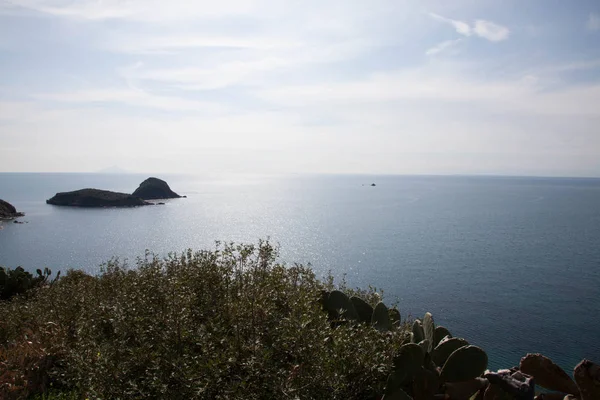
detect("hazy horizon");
top-left (1, 1), bottom-right (600, 177)
top-left (4, 170), bottom-right (600, 180)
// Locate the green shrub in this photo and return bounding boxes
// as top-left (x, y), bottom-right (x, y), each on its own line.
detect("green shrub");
top-left (0, 266), bottom-right (54, 301)
top-left (0, 241), bottom-right (410, 399)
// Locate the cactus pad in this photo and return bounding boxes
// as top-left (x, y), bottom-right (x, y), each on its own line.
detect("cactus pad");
top-left (422, 312), bottom-right (435, 353)
top-left (324, 290), bottom-right (358, 321)
top-left (519, 353), bottom-right (579, 395)
top-left (432, 337), bottom-right (469, 368)
top-left (412, 320), bottom-right (424, 344)
top-left (441, 345), bottom-right (488, 382)
top-left (372, 301), bottom-right (392, 332)
top-left (350, 296), bottom-right (373, 323)
top-left (433, 326), bottom-right (452, 347)
top-left (393, 343), bottom-right (425, 384)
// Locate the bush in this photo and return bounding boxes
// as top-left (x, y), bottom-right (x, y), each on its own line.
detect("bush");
top-left (0, 241), bottom-right (410, 399)
top-left (0, 267), bottom-right (54, 301)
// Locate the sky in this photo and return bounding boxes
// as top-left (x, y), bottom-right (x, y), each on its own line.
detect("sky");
top-left (1, 0), bottom-right (599, 176)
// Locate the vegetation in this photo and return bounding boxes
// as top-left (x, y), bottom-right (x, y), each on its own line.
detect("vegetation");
top-left (0, 241), bottom-right (409, 399)
top-left (0, 267), bottom-right (56, 301)
top-left (1, 241), bottom-right (598, 399)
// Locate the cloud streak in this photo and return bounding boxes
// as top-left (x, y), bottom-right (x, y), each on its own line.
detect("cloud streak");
top-left (429, 12), bottom-right (509, 42)
top-left (426, 39), bottom-right (462, 56)
top-left (473, 20), bottom-right (510, 42)
top-left (32, 88), bottom-right (228, 113)
top-left (2, 0), bottom-right (260, 21)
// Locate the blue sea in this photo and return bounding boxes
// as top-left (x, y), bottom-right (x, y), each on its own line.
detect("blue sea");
top-left (1, 173), bottom-right (600, 372)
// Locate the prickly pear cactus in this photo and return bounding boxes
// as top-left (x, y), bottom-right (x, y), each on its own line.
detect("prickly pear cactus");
top-left (384, 370), bottom-right (407, 398)
top-left (445, 378), bottom-right (487, 399)
top-left (573, 359), bottom-right (600, 400)
top-left (440, 345), bottom-right (488, 382)
top-left (418, 339), bottom-right (431, 355)
top-left (412, 319), bottom-right (424, 344)
top-left (433, 326), bottom-right (451, 347)
top-left (422, 312), bottom-right (435, 353)
top-left (412, 366), bottom-right (439, 400)
top-left (324, 290), bottom-right (358, 321)
top-left (392, 343), bottom-right (425, 386)
top-left (372, 301), bottom-right (392, 332)
top-left (432, 337), bottom-right (469, 368)
top-left (350, 296), bottom-right (373, 323)
top-left (519, 353), bottom-right (579, 395)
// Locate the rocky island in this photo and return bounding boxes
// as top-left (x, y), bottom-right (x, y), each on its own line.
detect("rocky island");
top-left (46, 189), bottom-right (151, 208)
top-left (46, 177), bottom-right (183, 208)
top-left (132, 177), bottom-right (182, 200)
top-left (0, 199), bottom-right (25, 219)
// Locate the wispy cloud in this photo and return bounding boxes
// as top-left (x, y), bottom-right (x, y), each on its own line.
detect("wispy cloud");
top-left (258, 68), bottom-right (600, 117)
top-left (587, 13), bottom-right (600, 31)
top-left (103, 34), bottom-right (299, 55)
top-left (429, 12), bottom-right (472, 36)
top-left (130, 61), bottom-right (283, 91)
top-left (2, 0), bottom-right (259, 21)
top-left (32, 88), bottom-right (227, 113)
top-left (426, 39), bottom-right (462, 56)
top-left (473, 20), bottom-right (510, 42)
top-left (118, 37), bottom-right (374, 91)
top-left (429, 12), bottom-right (509, 42)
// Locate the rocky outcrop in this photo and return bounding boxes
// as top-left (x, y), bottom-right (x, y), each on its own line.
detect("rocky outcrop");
top-left (0, 199), bottom-right (25, 219)
top-left (45, 177), bottom-right (182, 208)
top-left (132, 177), bottom-right (181, 200)
top-left (46, 189), bottom-right (150, 208)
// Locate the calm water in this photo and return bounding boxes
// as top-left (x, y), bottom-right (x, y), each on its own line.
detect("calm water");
top-left (1, 173), bottom-right (600, 372)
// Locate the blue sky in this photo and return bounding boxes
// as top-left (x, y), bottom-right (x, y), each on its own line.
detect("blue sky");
top-left (1, 0), bottom-right (599, 176)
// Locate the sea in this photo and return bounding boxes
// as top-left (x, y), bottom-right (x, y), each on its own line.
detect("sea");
top-left (1, 173), bottom-right (599, 372)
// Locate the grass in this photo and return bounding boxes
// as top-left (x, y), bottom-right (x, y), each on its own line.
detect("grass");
top-left (0, 241), bottom-right (411, 399)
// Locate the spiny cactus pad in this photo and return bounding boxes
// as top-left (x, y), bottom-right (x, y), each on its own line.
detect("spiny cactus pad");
top-left (325, 290), bottom-right (358, 321)
top-left (392, 343), bottom-right (425, 385)
top-left (372, 301), bottom-right (392, 332)
top-left (418, 339), bottom-right (431, 355)
top-left (440, 345), bottom-right (488, 382)
top-left (422, 312), bottom-right (435, 353)
top-left (519, 353), bottom-right (579, 395)
top-left (433, 326), bottom-right (452, 347)
top-left (350, 296), bottom-right (373, 323)
top-left (445, 378), bottom-right (487, 399)
top-left (432, 337), bottom-right (469, 368)
top-left (412, 320), bottom-right (424, 344)
top-left (573, 359), bottom-right (600, 400)
top-left (412, 366), bottom-right (439, 400)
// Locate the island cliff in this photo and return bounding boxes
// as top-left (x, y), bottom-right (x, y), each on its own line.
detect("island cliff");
top-left (132, 177), bottom-right (181, 200)
top-left (46, 189), bottom-right (150, 208)
top-left (0, 199), bottom-right (25, 219)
